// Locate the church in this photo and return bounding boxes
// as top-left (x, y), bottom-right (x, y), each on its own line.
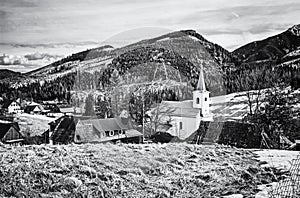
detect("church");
top-left (153, 68), bottom-right (213, 140)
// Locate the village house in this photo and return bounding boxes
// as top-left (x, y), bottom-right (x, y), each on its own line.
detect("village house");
top-left (24, 102), bottom-right (45, 114)
top-left (75, 115), bottom-right (142, 143)
top-left (7, 101), bottom-right (22, 114)
top-left (1, 99), bottom-right (23, 114)
top-left (152, 68), bottom-right (213, 140)
top-left (0, 120), bottom-right (23, 145)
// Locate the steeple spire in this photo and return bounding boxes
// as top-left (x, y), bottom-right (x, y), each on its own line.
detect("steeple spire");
top-left (196, 66), bottom-right (206, 91)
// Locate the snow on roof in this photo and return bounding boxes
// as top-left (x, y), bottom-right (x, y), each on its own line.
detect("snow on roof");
top-left (161, 100), bottom-right (200, 118)
top-left (27, 101), bottom-right (42, 106)
top-left (0, 120), bottom-right (13, 124)
top-left (125, 129), bottom-right (142, 138)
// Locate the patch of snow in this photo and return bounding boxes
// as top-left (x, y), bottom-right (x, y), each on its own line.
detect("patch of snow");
top-left (229, 103), bottom-right (247, 110)
top-left (222, 194), bottom-right (243, 198)
top-left (280, 57), bottom-right (300, 68)
top-left (102, 47), bottom-right (114, 51)
top-left (289, 24), bottom-right (300, 36)
top-left (188, 35), bottom-right (200, 41)
top-left (255, 182), bottom-right (278, 198)
top-left (283, 49), bottom-right (300, 58)
top-left (253, 149), bottom-right (300, 170)
top-left (17, 113), bottom-right (57, 122)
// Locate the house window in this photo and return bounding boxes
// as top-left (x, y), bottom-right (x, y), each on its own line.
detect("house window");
top-left (196, 98), bottom-right (200, 104)
top-left (205, 97), bottom-right (207, 101)
top-left (179, 122), bottom-right (183, 130)
top-left (114, 130), bottom-right (119, 135)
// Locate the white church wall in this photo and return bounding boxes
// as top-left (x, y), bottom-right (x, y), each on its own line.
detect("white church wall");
top-left (167, 116), bottom-right (199, 140)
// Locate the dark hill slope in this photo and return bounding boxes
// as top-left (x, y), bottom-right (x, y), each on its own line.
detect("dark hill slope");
top-left (233, 24), bottom-right (300, 63)
top-left (0, 69), bottom-right (22, 80)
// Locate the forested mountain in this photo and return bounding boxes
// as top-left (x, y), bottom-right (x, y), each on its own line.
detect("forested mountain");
top-left (0, 26), bottom-right (299, 115)
top-left (233, 24), bottom-right (300, 64)
top-left (0, 69), bottom-right (23, 80)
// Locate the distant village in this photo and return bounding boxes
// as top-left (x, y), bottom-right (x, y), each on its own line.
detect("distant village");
top-left (0, 69), bottom-right (299, 150)
top-left (0, 70), bottom-right (218, 146)
top-left (0, 96), bottom-right (147, 146)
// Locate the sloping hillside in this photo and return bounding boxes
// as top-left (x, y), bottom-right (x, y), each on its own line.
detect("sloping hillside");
top-left (1, 30), bottom-right (227, 103)
top-left (0, 143), bottom-right (285, 198)
top-left (0, 27), bottom-right (299, 109)
top-left (0, 69), bottom-right (22, 80)
top-left (233, 24), bottom-right (300, 64)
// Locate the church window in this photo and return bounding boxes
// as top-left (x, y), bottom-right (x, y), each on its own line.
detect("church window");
top-left (196, 98), bottom-right (200, 104)
top-left (205, 97), bottom-right (207, 101)
top-left (179, 122), bottom-right (183, 130)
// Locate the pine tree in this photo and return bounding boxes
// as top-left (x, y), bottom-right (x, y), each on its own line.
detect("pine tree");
top-left (84, 94), bottom-right (95, 116)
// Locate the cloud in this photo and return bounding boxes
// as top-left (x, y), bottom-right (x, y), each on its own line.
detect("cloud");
top-left (0, 10), bottom-right (8, 18)
top-left (0, 52), bottom-right (63, 66)
top-left (1, 0), bottom-right (300, 55)
top-left (0, 41), bottom-right (100, 49)
top-left (24, 52), bottom-right (63, 61)
top-left (1, 0), bottom-right (38, 8)
top-left (176, 3), bottom-right (300, 25)
top-left (199, 23), bottom-right (292, 36)
top-left (0, 54), bottom-right (28, 65)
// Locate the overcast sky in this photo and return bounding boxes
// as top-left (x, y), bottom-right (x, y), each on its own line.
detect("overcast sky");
top-left (0, 0), bottom-right (299, 72)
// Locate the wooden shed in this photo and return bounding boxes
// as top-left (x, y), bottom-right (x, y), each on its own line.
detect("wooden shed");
top-left (0, 120), bottom-right (23, 144)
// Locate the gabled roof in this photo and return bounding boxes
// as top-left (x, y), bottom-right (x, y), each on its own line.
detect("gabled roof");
top-left (24, 106), bottom-right (37, 112)
top-left (160, 101), bottom-right (200, 118)
top-left (27, 102), bottom-right (41, 106)
top-left (0, 121), bottom-right (20, 139)
top-left (125, 129), bottom-right (142, 138)
top-left (79, 117), bottom-right (131, 132)
top-left (50, 116), bottom-right (76, 144)
top-left (24, 105), bottom-right (43, 113)
top-left (2, 100), bottom-right (12, 109)
top-left (8, 101), bottom-right (21, 107)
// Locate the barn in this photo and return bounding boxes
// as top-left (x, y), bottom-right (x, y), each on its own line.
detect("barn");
top-left (49, 115), bottom-right (76, 144)
top-left (0, 120), bottom-right (23, 144)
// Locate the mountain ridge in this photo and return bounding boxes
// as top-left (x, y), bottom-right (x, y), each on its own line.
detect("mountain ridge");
top-left (233, 24), bottom-right (300, 64)
top-left (0, 25), bottom-right (299, 105)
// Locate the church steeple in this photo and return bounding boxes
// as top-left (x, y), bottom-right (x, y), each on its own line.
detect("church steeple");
top-left (196, 67), bottom-right (206, 91)
top-left (192, 66), bottom-right (211, 118)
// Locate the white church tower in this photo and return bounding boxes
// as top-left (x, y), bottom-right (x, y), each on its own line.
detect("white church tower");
top-left (192, 67), bottom-right (212, 120)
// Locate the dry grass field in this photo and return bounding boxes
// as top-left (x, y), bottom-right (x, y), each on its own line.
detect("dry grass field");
top-left (0, 143), bottom-right (285, 198)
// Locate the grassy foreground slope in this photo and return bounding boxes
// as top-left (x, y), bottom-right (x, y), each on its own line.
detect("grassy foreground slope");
top-left (0, 143), bottom-right (280, 198)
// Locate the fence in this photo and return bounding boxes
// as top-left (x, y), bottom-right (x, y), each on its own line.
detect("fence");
top-left (269, 155), bottom-right (300, 198)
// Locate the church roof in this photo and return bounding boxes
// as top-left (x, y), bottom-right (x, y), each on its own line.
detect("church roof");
top-left (161, 101), bottom-right (200, 118)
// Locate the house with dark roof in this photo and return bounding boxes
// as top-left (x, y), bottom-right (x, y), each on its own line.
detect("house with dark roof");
top-left (0, 120), bottom-right (23, 144)
top-left (24, 102), bottom-right (45, 114)
top-left (75, 117), bottom-right (142, 143)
